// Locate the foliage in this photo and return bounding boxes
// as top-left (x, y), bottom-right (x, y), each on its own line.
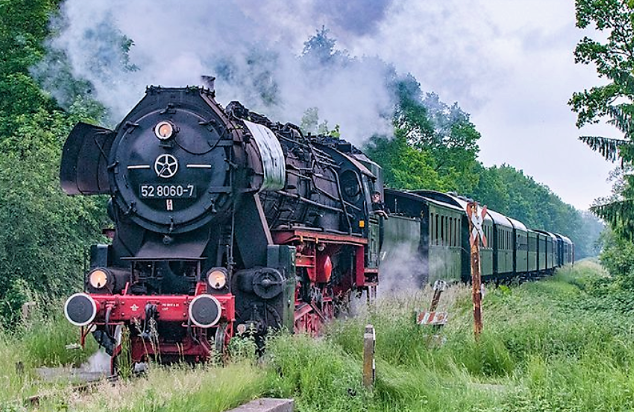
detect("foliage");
top-left (0, 109), bottom-right (107, 325)
top-left (269, 261), bottom-right (634, 411)
top-left (301, 26), bottom-right (351, 68)
top-left (469, 164), bottom-right (602, 259)
top-left (300, 107), bottom-right (333, 136)
top-left (365, 74), bottom-right (482, 195)
top-left (0, 0), bottom-right (109, 326)
top-left (391, 74), bottom-right (482, 194)
top-left (595, 228), bottom-right (634, 287)
top-left (366, 132), bottom-right (447, 190)
top-left (1, 261), bottom-right (632, 411)
top-left (570, 0), bottom-right (634, 239)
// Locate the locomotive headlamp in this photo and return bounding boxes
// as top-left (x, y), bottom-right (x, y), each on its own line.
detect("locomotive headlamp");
top-left (88, 268), bottom-right (111, 290)
top-left (207, 268), bottom-right (228, 290)
top-left (154, 121), bottom-right (174, 140)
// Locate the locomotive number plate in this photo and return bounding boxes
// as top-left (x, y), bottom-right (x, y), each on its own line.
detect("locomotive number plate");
top-left (140, 184), bottom-right (196, 198)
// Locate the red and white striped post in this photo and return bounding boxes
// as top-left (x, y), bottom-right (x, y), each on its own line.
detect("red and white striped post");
top-left (466, 201), bottom-right (487, 341)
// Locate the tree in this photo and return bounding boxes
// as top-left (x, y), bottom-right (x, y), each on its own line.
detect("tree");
top-left (384, 75), bottom-right (481, 194)
top-left (365, 131), bottom-right (447, 191)
top-left (569, 0), bottom-right (634, 239)
top-left (0, 0), bottom-right (109, 326)
top-left (301, 26), bottom-right (350, 69)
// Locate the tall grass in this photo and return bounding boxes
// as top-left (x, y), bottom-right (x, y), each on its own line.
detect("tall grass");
top-left (4, 260), bottom-right (634, 411)
top-left (0, 307), bottom-right (98, 408)
top-left (264, 260), bottom-right (634, 411)
top-left (60, 362), bottom-right (266, 412)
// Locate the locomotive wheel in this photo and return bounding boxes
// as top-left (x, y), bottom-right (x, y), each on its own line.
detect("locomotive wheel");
top-left (214, 322), bottom-right (232, 360)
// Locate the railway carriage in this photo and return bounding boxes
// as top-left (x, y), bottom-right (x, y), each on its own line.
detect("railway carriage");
top-left (487, 209), bottom-right (515, 279)
top-left (509, 218), bottom-right (529, 276)
top-left (554, 234), bottom-right (574, 266)
top-left (412, 190), bottom-right (494, 281)
top-left (535, 230), bottom-right (557, 275)
top-left (536, 231), bottom-right (547, 274)
top-left (383, 189), bottom-right (466, 284)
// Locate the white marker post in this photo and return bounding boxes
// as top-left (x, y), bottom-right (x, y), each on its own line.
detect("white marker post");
top-left (363, 324), bottom-right (375, 388)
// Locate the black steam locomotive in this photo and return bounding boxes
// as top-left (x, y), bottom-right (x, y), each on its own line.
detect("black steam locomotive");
top-left (62, 85), bottom-right (573, 372)
top-left (62, 86), bottom-right (382, 370)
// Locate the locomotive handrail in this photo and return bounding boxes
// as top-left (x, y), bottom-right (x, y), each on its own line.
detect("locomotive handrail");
top-left (274, 190), bottom-right (346, 214)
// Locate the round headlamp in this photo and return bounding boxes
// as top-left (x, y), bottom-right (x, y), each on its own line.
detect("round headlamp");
top-left (207, 268), bottom-right (228, 290)
top-left (88, 268), bottom-right (111, 290)
top-left (154, 121), bottom-right (174, 140)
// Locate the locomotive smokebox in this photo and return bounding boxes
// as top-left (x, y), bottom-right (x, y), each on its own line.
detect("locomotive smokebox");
top-left (61, 87), bottom-right (286, 238)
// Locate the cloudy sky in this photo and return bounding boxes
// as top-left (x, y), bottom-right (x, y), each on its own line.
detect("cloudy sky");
top-left (52, 0), bottom-right (616, 210)
top-left (290, 0), bottom-right (616, 210)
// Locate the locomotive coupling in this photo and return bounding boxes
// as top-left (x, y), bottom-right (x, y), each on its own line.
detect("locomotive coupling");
top-left (64, 293), bottom-right (99, 327)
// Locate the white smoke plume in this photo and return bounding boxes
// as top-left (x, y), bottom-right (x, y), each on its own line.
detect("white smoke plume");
top-left (83, 349), bottom-right (111, 373)
top-left (38, 0), bottom-right (505, 145)
top-left (38, 0), bottom-right (398, 145)
top-left (377, 242), bottom-right (425, 295)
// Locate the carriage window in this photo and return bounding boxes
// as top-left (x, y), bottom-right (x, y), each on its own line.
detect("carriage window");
top-left (435, 214), bottom-right (439, 245)
top-left (455, 219), bottom-right (458, 247)
top-left (447, 217), bottom-right (451, 247)
top-left (449, 217), bottom-right (456, 246)
top-left (430, 212), bottom-right (434, 244)
top-left (447, 216), bottom-right (450, 246)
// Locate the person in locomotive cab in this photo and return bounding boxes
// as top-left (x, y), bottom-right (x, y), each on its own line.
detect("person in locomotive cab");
top-left (371, 191), bottom-right (389, 218)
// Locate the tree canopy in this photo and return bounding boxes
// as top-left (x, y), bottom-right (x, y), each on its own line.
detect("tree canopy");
top-left (570, 0), bottom-right (634, 239)
top-left (0, 0), bottom-right (108, 325)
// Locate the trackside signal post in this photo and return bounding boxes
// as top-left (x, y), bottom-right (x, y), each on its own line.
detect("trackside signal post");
top-left (466, 201), bottom-right (487, 340)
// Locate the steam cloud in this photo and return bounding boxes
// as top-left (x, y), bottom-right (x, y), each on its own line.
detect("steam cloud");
top-left (37, 0), bottom-right (502, 145)
top-left (38, 0), bottom-right (397, 144)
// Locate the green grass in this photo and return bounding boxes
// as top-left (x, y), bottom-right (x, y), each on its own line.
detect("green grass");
top-left (4, 260), bottom-right (634, 411)
top-left (263, 260), bottom-right (634, 411)
top-left (0, 309), bottom-right (98, 409)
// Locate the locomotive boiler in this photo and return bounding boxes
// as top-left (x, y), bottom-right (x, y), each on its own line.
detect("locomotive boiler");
top-left (62, 86), bottom-right (382, 371)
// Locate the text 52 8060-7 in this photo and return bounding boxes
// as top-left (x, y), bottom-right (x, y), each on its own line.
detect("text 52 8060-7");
top-left (140, 184), bottom-right (196, 198)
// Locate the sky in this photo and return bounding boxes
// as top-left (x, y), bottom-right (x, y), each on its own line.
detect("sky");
top-left (321, 0), bottom-right (617, 211)
top-left (48, 0), bottom-right (617, 210)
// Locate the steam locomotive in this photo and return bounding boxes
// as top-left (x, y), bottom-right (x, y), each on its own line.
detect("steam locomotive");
top-left (61, 85), bottom-right (573, 372)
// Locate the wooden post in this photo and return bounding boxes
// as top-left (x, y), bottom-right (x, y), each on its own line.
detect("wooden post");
top-left (363, 324), bottom-right (375, 388)
top-left (21, 301), bottom-right (36, 322)
top-left (466, 201), bottom-right (487, 340)
top-left (470, 233), bottom-right (483, 339)
top-left (429, 280), bottom-right (446, 312)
